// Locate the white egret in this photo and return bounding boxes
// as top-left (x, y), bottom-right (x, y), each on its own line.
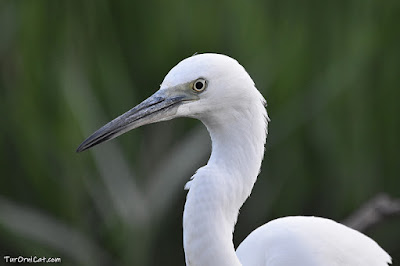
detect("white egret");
top-left (77, 53), bottom-right (391, 266)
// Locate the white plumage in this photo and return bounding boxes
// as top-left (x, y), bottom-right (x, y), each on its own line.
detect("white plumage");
top-left (77, 53), bottom-right (391, 266)
top-left (237, 216), bottom-right (390, 266)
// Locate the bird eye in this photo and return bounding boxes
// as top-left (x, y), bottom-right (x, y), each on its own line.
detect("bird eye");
top-left (192, 78), bottom-right (207, 92)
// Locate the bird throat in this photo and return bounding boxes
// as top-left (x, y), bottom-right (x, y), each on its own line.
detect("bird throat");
top-left (183, 102), bottom-right (268, 266)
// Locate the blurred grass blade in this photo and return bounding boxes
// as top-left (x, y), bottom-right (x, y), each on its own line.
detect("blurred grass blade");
top-left (146, 125), bottom-right (210, 220)
top-left (0, 196), bottom-right (112, 266)
top-left (61, 55), bottom-right (149, 225)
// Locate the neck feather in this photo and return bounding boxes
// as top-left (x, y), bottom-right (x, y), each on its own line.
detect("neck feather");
top-left (183, 96), bottom-right (268, 266)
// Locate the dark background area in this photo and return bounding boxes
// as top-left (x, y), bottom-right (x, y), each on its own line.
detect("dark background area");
top-left (0, 0), bottom-right (399, 265)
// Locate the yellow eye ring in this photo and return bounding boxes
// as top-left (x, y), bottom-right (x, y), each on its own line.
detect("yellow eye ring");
top-left (192, 78), bottom-right (207, 92)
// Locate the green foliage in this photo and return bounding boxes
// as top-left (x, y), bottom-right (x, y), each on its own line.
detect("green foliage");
top-left (0, 0), bottom-right (399, 265)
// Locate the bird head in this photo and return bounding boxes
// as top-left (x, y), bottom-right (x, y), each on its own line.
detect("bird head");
top-left (76, 53), bottom-right (262, 152)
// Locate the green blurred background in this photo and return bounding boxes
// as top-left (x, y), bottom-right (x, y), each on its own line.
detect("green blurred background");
top-left (0, 0), bottom-right (399, 265)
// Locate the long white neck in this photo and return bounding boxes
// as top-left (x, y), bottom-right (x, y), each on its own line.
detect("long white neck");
top-left (183, 95), bottom-right (268, 266)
